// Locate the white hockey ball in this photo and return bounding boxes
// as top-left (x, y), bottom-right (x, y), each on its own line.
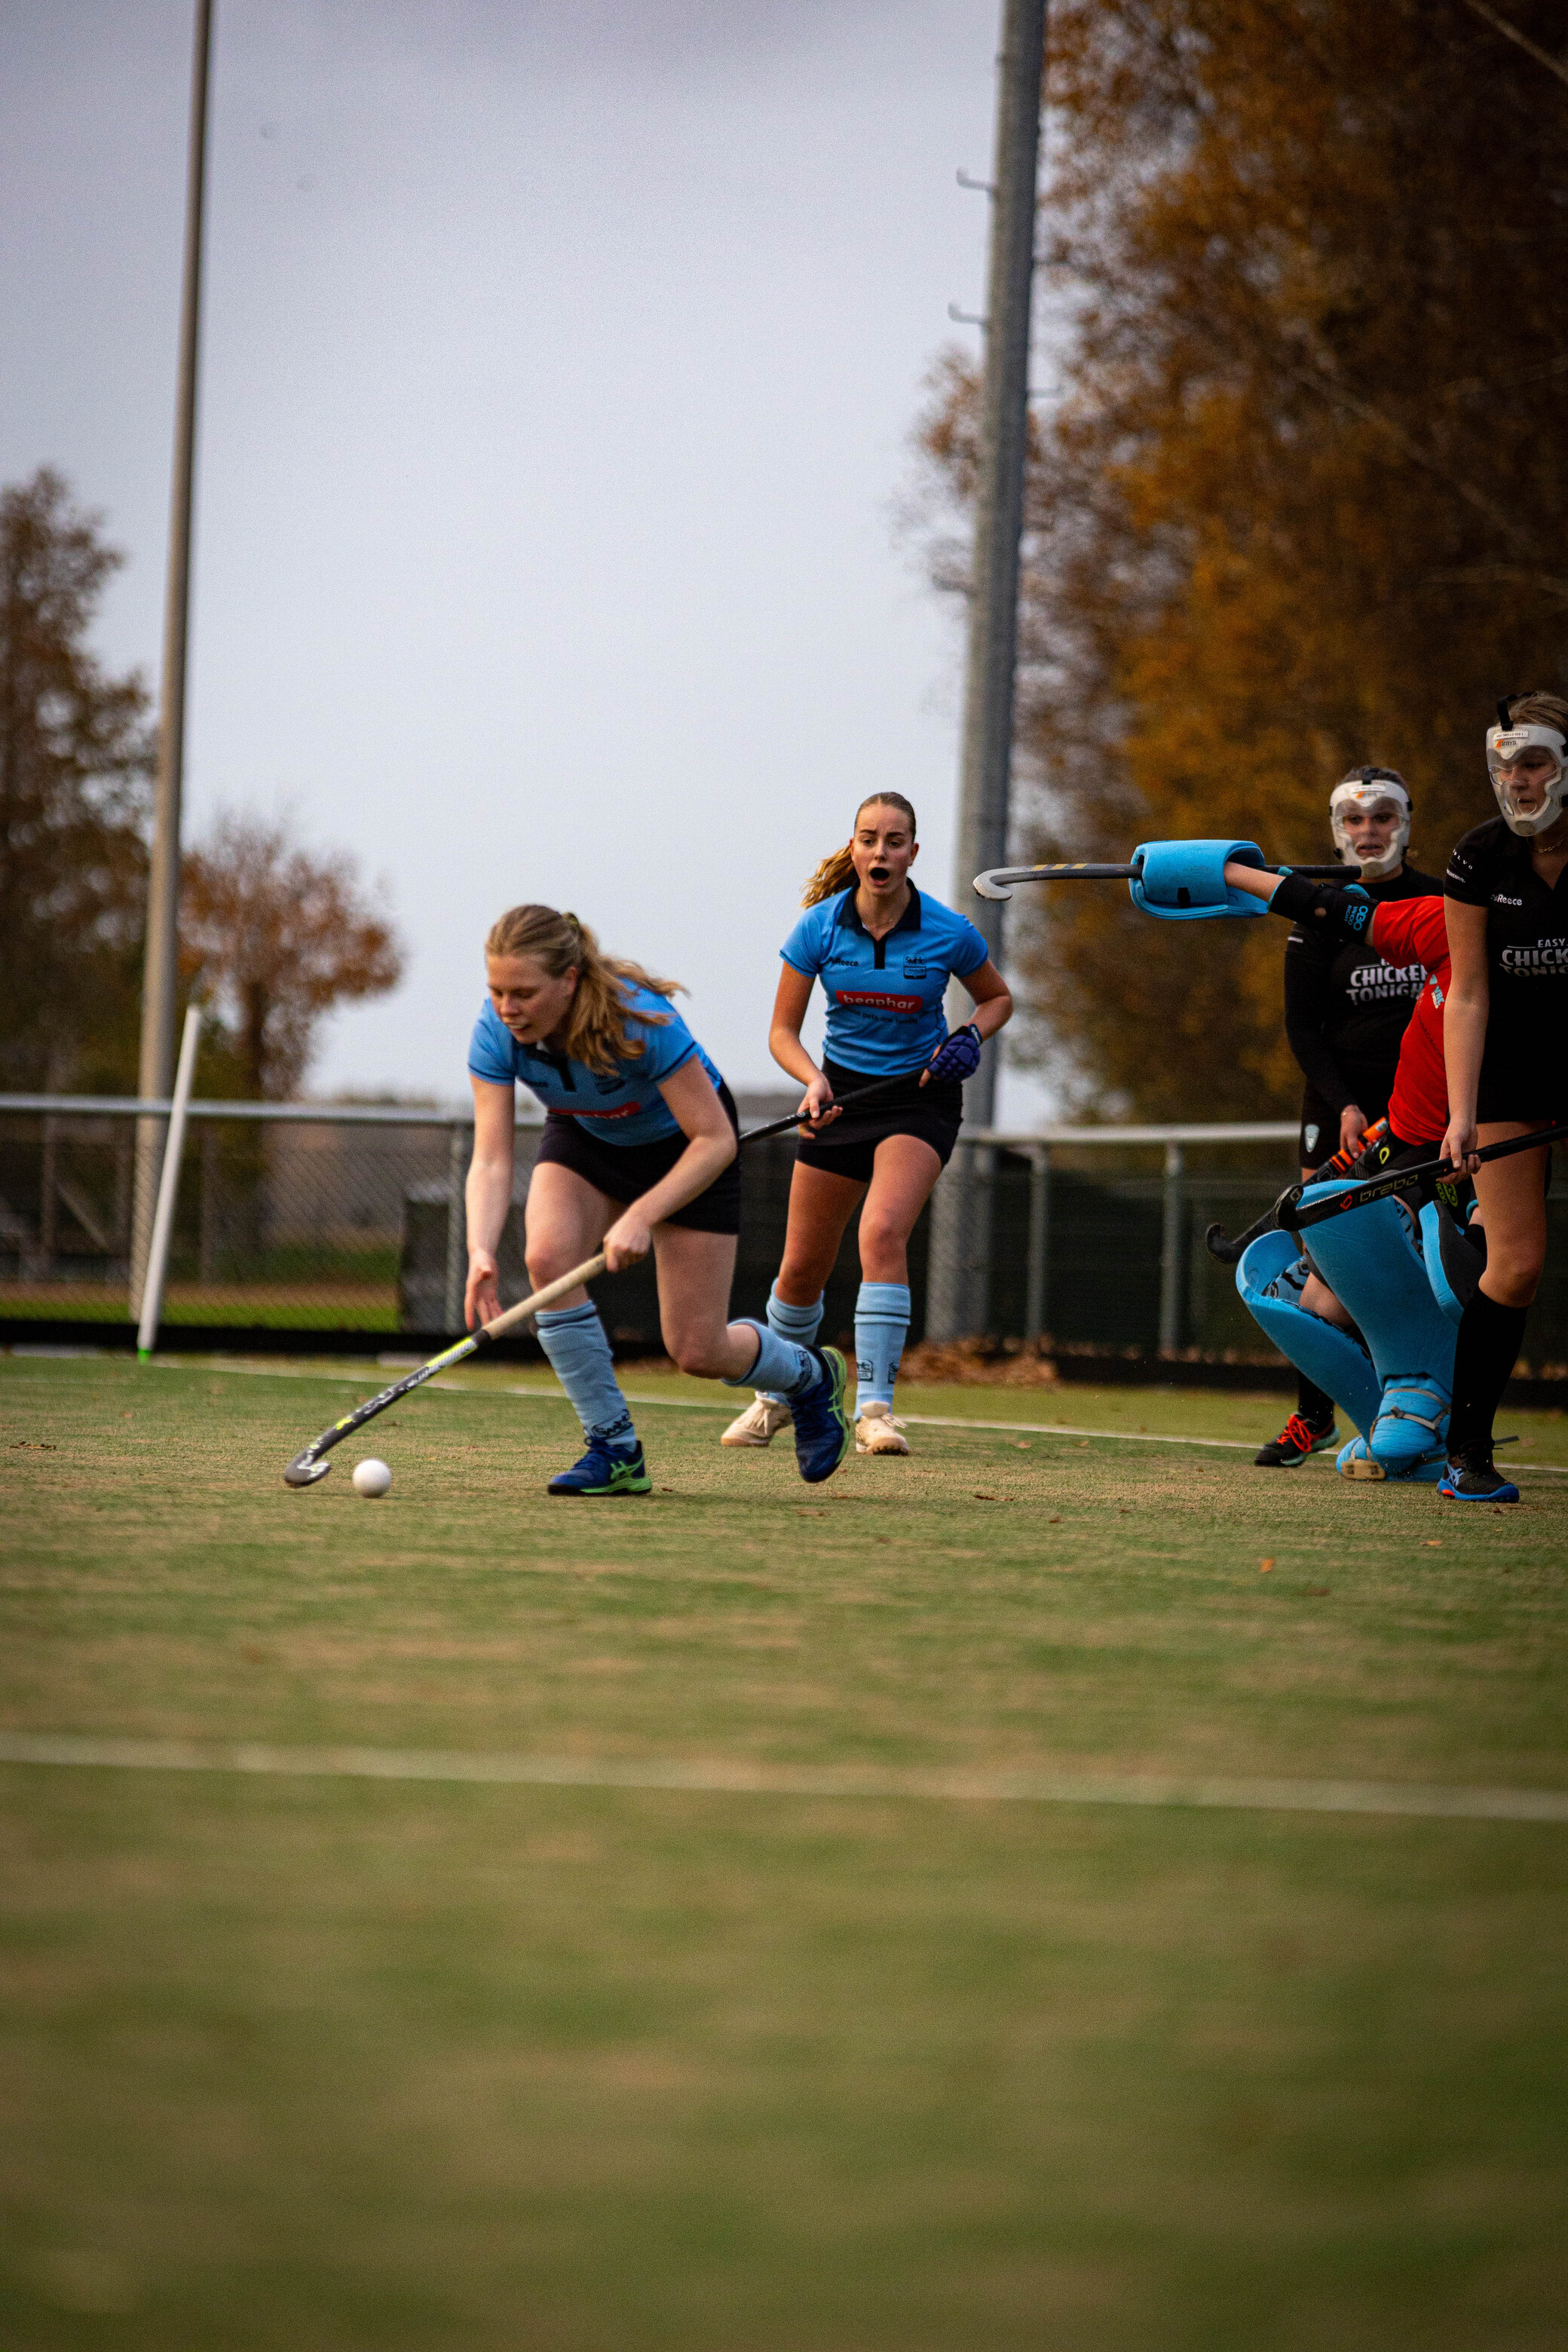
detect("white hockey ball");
top-left (352, 1457), bottom-right (392, 1498)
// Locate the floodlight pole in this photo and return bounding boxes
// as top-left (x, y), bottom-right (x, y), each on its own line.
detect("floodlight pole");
top-left (926, 0), bottom-right (1046, 1340)
top-left (133, 0), bottom-right (214, 1313)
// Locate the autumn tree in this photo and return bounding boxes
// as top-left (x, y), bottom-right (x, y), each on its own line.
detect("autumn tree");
top-left (0, 469), bottom-right (153, 1091)
top-left (180, 813), bottom-right (404, 1098)
top-left (914, 0), bottom-right (1568, 1119)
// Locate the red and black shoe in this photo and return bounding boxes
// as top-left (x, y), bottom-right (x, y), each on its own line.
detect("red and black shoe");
top-left (1254, 1410), bottom-right (1337, 1468)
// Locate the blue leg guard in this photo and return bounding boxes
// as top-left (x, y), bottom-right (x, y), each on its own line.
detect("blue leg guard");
top-left (1300, 1181), bottom-right (1454, 1477)
top-left (1236, 1230), bottom-right (1381, 1441)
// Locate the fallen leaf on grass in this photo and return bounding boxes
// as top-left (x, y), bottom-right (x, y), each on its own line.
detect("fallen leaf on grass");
top-left (1011, 1439), bottom-right (1032, 1449)
top-left (1260, 1557), bottom-right (1275, 1573)
top-left (973, 1492), bottom-right (997, 1501)
top-left (1047, 1514), bottom-right (1061, 1524)
top-left (1422, 1539), bottom-right (1442, 1548)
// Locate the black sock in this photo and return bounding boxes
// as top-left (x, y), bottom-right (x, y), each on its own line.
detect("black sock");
top-left (1447, 1291), bottom-right (1529, 1462)
top-left (1297, 1374), bottom-right (1334, 1427)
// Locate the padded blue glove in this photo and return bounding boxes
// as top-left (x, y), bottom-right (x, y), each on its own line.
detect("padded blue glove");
top-left (926, 1023), bottom-right (982, 1083)
top-left (1129, 839), bottom-right (1268, 920)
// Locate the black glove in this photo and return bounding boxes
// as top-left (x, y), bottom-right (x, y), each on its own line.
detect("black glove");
top-left (1269, 872), bottom-right (1375, 936)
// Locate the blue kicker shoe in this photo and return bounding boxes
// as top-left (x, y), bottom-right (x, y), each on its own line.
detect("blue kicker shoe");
top-left (1438, 1454), bottom-right (1520, 1505)
top-left (790, 1346), bottom-right (853, 1484)
top-left (547, 1438), bottom-right (653, 1497)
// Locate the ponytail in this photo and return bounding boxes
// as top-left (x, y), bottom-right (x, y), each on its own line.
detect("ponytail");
top-left (800, 791), bottom-right (918, 907)
top-left (483, 903), bottom-right (683, 1075)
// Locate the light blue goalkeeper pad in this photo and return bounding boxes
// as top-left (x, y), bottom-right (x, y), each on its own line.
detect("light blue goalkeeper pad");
top-left (1300, 1181), bottom-right (1455, 1476)
top-left (1237, 1229), bottom-right (1381, 1441)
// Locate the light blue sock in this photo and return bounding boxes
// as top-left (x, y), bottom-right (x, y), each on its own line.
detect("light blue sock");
top-left (758, 1284), bottom-right (823, 1404)
top-left (855, 1281), bottom-right (910, 1410)
top-left (535, 1303), bottom-right (635, 1450)
top-left (724, 1319), bottom-right (818, 1398)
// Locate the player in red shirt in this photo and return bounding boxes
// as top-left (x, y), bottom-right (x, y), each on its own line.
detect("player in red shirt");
top-left (1221, 866), bottom-right (1449, 1153)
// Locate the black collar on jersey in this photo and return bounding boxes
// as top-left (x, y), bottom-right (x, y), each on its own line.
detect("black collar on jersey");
top-left (838, 884), bottom-right (923, 939)
top-left (518, 1041), bottom-right (577, 1089)
top-left (837, 882), bottom-right (923, 971)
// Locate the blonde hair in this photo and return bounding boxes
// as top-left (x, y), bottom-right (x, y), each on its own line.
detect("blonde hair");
top-left (483, 904), bottom-right (682, 1076)
top-left (801, 792), bottom-right (919, 908)
top-left (1502, 691), bottom-right (1568, 735)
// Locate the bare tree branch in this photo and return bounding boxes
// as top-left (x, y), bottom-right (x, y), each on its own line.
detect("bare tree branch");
top-left (1286, 366), bottom-right (1539, 554)
top-left (1457, 0), bottom-right (1568, 90)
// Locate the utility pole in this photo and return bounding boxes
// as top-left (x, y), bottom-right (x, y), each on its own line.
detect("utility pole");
top-left (925, 0), bottom-right (1046, 1340)
top-left (132, 0), bottom-right (214, 1312)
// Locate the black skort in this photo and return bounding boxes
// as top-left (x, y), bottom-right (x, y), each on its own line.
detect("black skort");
top-left (534, 1081), bottom-right (741, 1235)
top-left (793, 1055), bottom-right (962, 1187)
top-left (1475, 1057), bottom-right (1565, 1125)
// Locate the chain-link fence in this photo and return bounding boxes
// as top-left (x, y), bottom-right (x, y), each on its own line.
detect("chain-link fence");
top-left (4, 1095), bottom-right (1566, 1373)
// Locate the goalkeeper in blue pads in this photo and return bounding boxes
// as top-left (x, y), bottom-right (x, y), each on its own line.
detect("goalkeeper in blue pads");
top-left (722, 792), bottom-right (1012, 1457)
top-left (1129, 834), bottom-right (1462, 1483)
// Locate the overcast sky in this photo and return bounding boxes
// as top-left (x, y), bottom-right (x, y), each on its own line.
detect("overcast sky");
top-left (2, 0), bottom-right (1051, 1113)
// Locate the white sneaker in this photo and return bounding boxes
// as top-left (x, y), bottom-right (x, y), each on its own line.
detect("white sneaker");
top-left (720, 1394), bottom-right (795, 1448)
top-left (855, 1403), bottom-right (911, 1456)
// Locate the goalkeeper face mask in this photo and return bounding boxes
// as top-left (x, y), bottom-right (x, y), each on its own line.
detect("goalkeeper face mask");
top-left (1329, 770), bottom-right (1411, 880)
top-left (1487, 720), bottom-right (1567, 838)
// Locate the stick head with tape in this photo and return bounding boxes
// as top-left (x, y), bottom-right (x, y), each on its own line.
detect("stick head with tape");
top-left (283, 1448), bottom-right (332, 1487)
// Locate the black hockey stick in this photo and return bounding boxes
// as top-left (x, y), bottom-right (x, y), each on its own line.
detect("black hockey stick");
top-left (283, 1068), bottom-right (939, 1487)
top-left (1205, 1121), bottom-right (1568, 1263)
top-left (734, 1067), bottom-right (938, 1147)
top-left (1279, 1121), bottom-right (1568, 1235)
top-left (973, 858), bottom-right (1356, 902)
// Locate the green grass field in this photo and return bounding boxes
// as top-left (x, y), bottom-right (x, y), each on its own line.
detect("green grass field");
top-left (3, 1353), bottom-right (1566, 2350)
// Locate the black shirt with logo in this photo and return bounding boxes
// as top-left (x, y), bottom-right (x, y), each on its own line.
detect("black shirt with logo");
top-left (1444, 816), bottom-right (1568, 1117)
top-left (1283, 863), bottom-right (1442, 1115)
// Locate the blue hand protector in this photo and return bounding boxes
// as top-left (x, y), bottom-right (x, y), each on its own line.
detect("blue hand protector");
top-left (1129, 839), bottom-right (1268, 921)
top-left (926, 1023), bottom-right (982, 1082)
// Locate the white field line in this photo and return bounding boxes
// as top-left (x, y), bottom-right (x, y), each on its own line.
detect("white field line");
top-left (142, 1358), bottom-right (1568, 1473)
top-left (2, 1731), bottom-right (1565, 1824)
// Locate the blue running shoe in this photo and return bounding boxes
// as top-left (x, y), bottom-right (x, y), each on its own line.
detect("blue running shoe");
top-left (1438, 1455), bottom-right (1519, 1505)
top-left (790, 1346), bottom-right (853, 1484)
top-left (547, 1438), bottom-right (652, 1497)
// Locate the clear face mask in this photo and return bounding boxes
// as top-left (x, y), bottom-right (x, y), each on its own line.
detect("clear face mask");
top-left (1487, 724), bottom-right (1568, 839)
top-left (1329, 777), bottom-right (1410, 880)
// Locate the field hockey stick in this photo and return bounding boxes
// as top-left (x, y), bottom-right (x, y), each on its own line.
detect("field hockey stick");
top-left (1203, 1119), bottom-right (1391, 1264)
top-left (1205, 1119), bottom-right (1568, 1263)
top-left (1279, 1120), bottom-right (1568, 1236)
top-left (282, 1253), bottom-right (606, 1487)
top-left (735, 1069), bottom-right (942, 1147)
top-left (973, 858), bottom-right (1355, 901)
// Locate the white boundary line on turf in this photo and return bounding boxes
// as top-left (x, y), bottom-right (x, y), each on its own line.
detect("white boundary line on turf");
top-left (2, 1731), bottom-right (1565, 1824)
top-left (141, 1358), bottom-right (1568, 1473)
